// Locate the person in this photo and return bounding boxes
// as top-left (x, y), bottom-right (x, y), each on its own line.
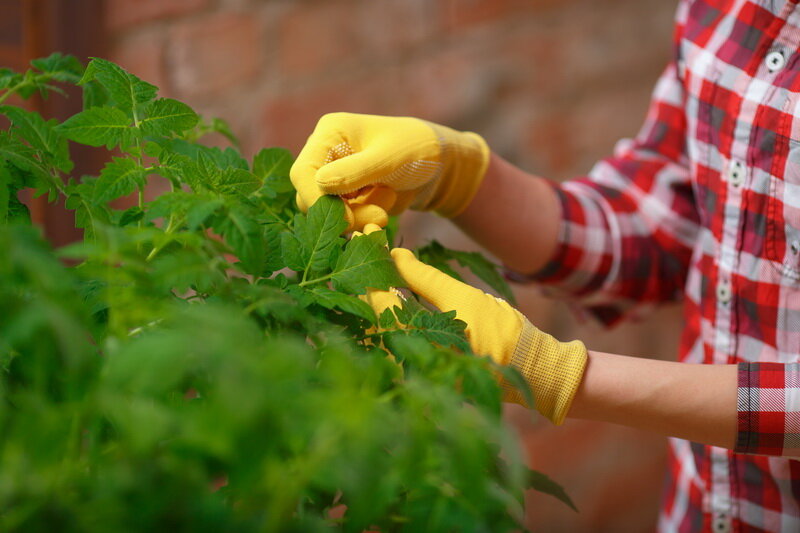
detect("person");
top-left (289, 1), bottom-right (800, 530)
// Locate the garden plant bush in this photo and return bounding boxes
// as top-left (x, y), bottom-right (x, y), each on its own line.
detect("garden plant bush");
top-left (0, 54), bottom-right (573, 531)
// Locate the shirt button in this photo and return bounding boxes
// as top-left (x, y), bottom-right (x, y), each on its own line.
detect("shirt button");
top-left (766, 50), bottom-right (786, 72)
top-left (716, 280), bottom-right (732, 304)
top-left (713, 513), bottom-right (730, 533)
top-left (729, 160), bottom-right (745, 187)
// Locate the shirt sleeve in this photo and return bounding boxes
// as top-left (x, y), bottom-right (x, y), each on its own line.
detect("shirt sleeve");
top-left (736, 363), bottom-right (800, 457)
top-left (510, 2), bottom-right (700, 326)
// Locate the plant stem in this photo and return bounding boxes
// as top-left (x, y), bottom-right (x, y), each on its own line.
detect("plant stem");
top-left (0, 81), bottom-right (28, 104)
top-left (298, 272), bottom-right (333, 287)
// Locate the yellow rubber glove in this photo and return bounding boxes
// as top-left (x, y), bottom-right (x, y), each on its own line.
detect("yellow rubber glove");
top-left (391, 248), bottom-right (588, 425)
top-left (290, 112), bottom-right (490, 230)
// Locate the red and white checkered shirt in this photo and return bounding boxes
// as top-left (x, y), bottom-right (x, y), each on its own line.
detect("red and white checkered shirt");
top-left (522, 0), bottom-right (800, 530)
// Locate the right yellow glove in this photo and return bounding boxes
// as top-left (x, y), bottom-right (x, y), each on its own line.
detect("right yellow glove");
top-left (290, 112), bottom-right (490, 231)
top-left (390, 248), bottom-right (588, 425)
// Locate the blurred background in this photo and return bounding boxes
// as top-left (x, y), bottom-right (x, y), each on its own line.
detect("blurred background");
top-left (5, 0), bottom-right (682, 530)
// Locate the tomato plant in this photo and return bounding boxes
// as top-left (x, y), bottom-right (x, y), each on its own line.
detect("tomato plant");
top-left (0, 54), bottom-right (573, 531)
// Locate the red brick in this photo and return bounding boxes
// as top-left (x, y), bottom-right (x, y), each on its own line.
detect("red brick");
top-left (106, 0), bottom-right (211, 32)
top-left (400, 47), bottom-right (486, 124)
top-left (439, 0), bottom-right (527, 33)
top-left (167, 13), bottom-right (262, 99)
top-left (278, 2), bottom-right (360, 78)
top-left (260, 70), bottom-right (405, 154)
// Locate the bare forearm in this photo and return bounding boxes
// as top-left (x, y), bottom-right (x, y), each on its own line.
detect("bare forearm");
top-left (569, 351), bottom-right (738, 449)
top-left (453, 152), bottom-right (561, 274)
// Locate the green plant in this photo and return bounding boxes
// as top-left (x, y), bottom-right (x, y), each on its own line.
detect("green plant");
top-left (0, 54), bottom-right (574, 532)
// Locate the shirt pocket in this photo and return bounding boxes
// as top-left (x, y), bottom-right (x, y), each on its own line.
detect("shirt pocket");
top-left (766, 95), bottom-right (800, 281)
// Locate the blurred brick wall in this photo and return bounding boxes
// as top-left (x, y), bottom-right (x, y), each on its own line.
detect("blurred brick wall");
top-left (107, 0), bottom-right (682, 530)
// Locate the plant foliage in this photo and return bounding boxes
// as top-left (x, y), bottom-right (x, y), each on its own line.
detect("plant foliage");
top-left (0, 54), bottom-right (573, 531)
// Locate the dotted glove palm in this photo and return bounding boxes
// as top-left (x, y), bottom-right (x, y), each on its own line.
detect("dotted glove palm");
top-left (290, 112), bottom-right (490, 231)
top-left (390, 248), bottom-right (588, 425)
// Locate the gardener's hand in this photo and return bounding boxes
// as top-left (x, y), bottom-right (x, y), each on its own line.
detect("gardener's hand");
top-left (391, 248), bottom-right (588, 424)
top-left (290, 112), bottom-right (490, 231)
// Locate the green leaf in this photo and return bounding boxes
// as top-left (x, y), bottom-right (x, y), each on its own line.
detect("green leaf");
top-left (281, 231), bottom-right (304, 271)
top-left (253, 147), bottom-right (293, 180)
top-left (140, 98), bottom-right (199, 136)
top-left (215, 167), bottom-right (261, 196)
top-left (93, 157), bottom-right (146, 203)
top-left (0, 105), bottom-right (72, 172)
top-left (408, 309), bottom-right (469, 352)
top-left (450, 249), bottom-right (516, 304)
top-left (82, 79), bottom-right (109, 109)
top-left (0, 68), bottom-right (22, 90)
top-left (253, 147), bottom-right (294, 198)
top-left (378, 308), bottom-right (397, 329)
top-left (299, 196), bottom-right (347, 275)
top-left (417, 240), bottom-right (516, 304)
top-left (212, 205), bottom-right (265, 275)
top-left (331, 230), bottom-right (404, 294)
top-left (118, 206), bottom-right (144, 227)
top-left (527, 469), bottom-right (577, 511)
top-left (30, 52), bottom-right (83, 84)
top-left (146, 191), bottom-right (223, 230)
top-left (56, 106), bottom-right (132, 149)
top-left (309, 287), bottom-right (377, 324)
top-left (80, 57), bottom-right (157, 114)
top-left (263, 222), bottom-right (285, 274)
top-left (0, 164), bottom-right (10, 221)
top-left (0, 132), bottom-right (52, 190)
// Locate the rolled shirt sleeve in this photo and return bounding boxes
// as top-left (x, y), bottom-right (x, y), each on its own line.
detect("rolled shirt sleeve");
top-left (511, 61), bottom-right (701, 326)
top-left (736, 363), bottom-right (800, 457)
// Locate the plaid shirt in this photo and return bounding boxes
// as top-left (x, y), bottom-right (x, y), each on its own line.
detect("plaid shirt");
top-left (521, 0), bottom-right (800, 531)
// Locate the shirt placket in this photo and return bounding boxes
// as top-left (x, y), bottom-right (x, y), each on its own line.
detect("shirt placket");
top-left (710, 6), bottom-right (799, 527)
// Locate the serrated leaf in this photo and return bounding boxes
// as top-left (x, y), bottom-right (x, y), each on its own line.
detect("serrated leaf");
top-left (379, 308), bottom-right (397, 329)
top-left (94, 158), bottom-right (146, 203)
top-left (253, 147), bottom-right (292, 180)
top-left (145, 191), bottom-right (223, 231)
top-left (0, 164), bottom-right (9, 221)
top-left (408, 309), bottom-right (469, 352)
top-left (281, 231), bottom-right (304, 271)
top-left (0, 68), bottom-right (22, 90)
top-left (451, 249), bottom-right (516, 304)
top-left (331, 230), bottom-right (404, 294)
top-left (309, 287), bottom-right (377, 324)
top-left (263, 222), bottom-right (285, 274)
top-left (215, 168), bottom-right (260, 196)
top-left (300, 196), bottom-right (347, 274)
top-left (56, 106), bottom-right (132, 148)
top-left (0, 132), bottom-right (51, 188)
top-left (527, 469), bottom-right (577, 511)
top-left (80, 58), bottom-right (157, 113)
top-left (140, 98), bottom-right (198, 136)
top-left (0, 105), bottom-right (72, 172)
top-left (417, 240), bottom-right (516, 304)
top-left (118, 206), bottom-right (144, 227)
top-left (213, 205), bottom-right (265, 275)
top-left (82, 79), bottom-right (109, 109)
top-left (253, 147), bottom-right (294, 198)
top-left (30, 52), bottom-right (83, 84)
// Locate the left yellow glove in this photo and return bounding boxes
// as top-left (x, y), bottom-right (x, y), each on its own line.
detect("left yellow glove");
top-left (390, 248), bottom-right (588, 425)
top-left (290, 112), bottom-right (490, 231)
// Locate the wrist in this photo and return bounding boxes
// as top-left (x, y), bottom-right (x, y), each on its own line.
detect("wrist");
top-left (503, 319), bottom-right (588, 425)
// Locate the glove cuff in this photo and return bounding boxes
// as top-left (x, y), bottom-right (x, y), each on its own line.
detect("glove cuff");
top-left (415, 122), bottom-right (490, 217)
top-left (503, 319), bottom-right (588, 425)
